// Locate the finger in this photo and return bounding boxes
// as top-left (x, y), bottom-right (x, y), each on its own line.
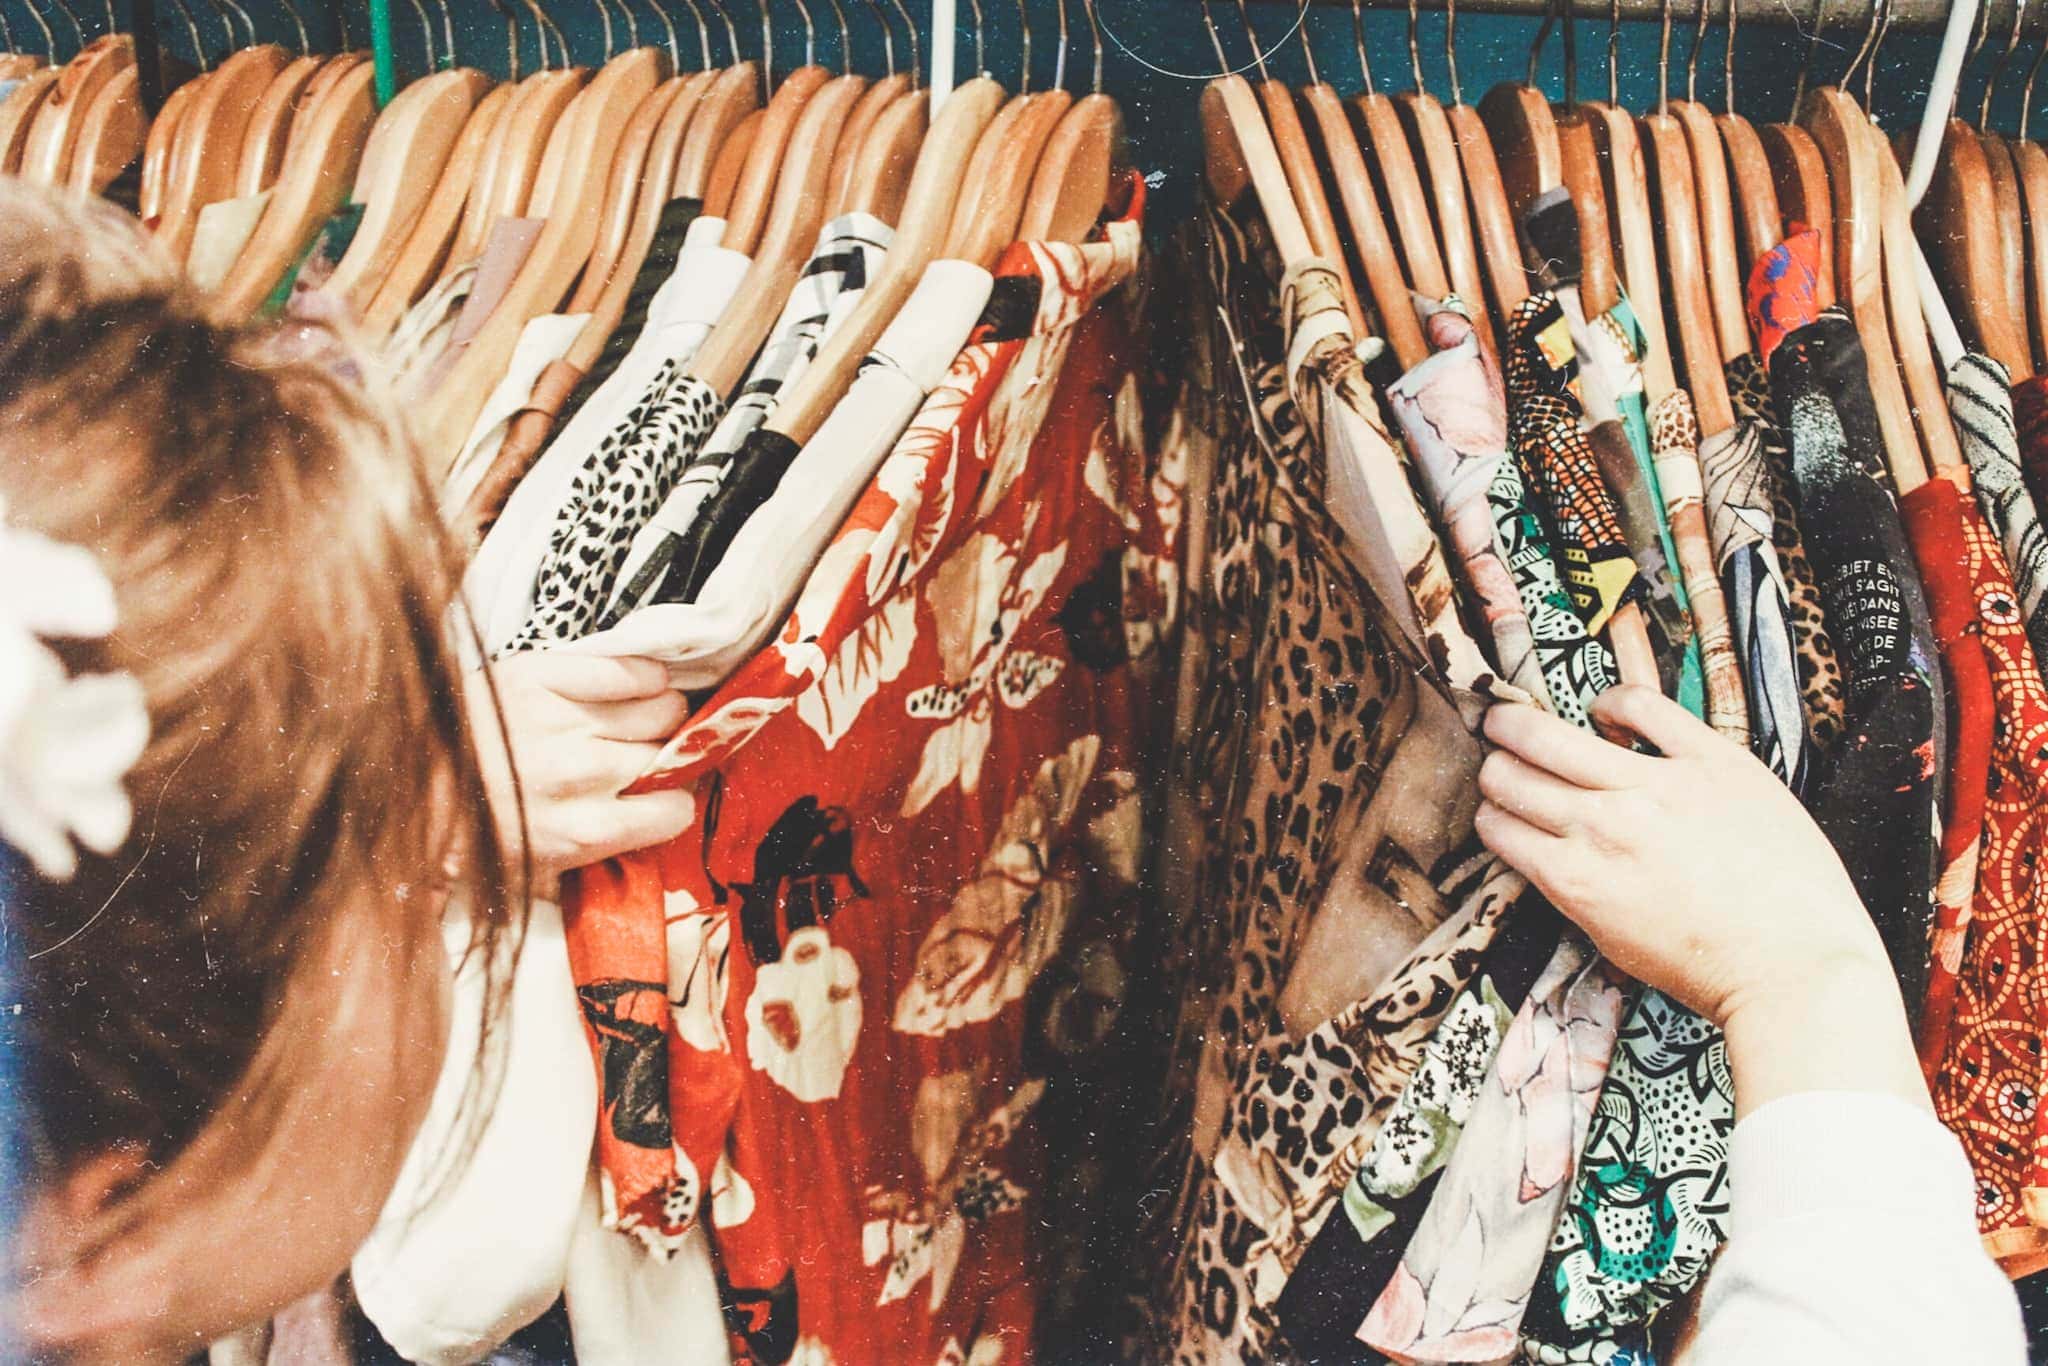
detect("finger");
top-left (540, 739), bottom-right (672, 798)
top-left (1590, 684), bottom-right (1727, 761)
top-left (1483, 699), bottom-right (1659, 790)
top-left (577, 689), bottom-right (691, 743)
top-left (1477, 749), bottom-right (1600, 837)
top-left (1474, 798), bottom-right (1574, 882)
top-left (519, 652), bottom-right (672, 703)
top-left (576, 790), bottom-right (698, 865)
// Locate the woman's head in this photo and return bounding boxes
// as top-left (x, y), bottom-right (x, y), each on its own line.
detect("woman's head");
top-left (0, 184), bottom-right (515, 1359)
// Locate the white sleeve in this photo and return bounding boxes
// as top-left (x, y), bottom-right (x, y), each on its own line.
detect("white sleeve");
top-left (1688, 1090), bottom-right (2028, 1366)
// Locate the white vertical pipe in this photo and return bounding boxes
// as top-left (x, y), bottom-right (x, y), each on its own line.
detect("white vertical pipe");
top-left (931, 0), bottom-right (955, 112)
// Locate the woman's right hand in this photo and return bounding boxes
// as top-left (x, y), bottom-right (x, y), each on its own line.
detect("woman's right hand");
top-left (466, 652), bottom-right (695, 891)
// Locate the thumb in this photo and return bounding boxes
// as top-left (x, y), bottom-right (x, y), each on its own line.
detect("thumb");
top-left (1589, 684), bottom-right (1725, 760)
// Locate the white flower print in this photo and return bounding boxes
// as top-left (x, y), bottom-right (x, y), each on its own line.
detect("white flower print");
top-left (744, 926), bottom-right (862, 1102)
top-left (709, 1150), bottom-right (755, 1229)
top-left (894, 737), bottom-right (1100, 1036)
top-left (666, 900), bottom-right (732, 1054)
top-left (796, 590), bottom-right (917, 750)
top-left (787, 1336), bottom-right (837, 1366)
top-left (902, 527), bottom-right (1069, 816)
top-left (934, 1334), bottom-right (1007, 1366)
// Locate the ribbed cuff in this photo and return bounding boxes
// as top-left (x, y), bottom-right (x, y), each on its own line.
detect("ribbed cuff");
top-left (1730, 1091), bottom-right (1977, 1240)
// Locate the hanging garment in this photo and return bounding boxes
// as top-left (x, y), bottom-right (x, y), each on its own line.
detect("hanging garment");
top-left (1899, 465), bottom-right (1994, 1088)
top-left (462, 220), bottom-right (751, 658)
top-left (599, 213), bottom-right (897, 624)
top-left (564, 256), bottom-right (990, 690)
top-left (555, 197), bottom-right (705, 436)
top-left (187, 191), bottom-right (271, 294)
top-left (1952, 354), bottom-right (2048, 670)
top-left (1135, 198), bottom-right (1496, 1362)
top-left (385, 259), bottom-right (480, 393)
top-left (442, 311), bottom-right (593, 531)
top-left (561, 201), bottom-right (1165, 1366)
top-left (1649, 391), bottom-right (1749, 744)
top-left (1727, 348), bottom-right (1847, 754)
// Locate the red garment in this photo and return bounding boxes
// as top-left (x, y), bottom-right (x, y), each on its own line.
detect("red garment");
top-left (1744, 223), bottom-right (1824, 366)
top-left (1926, 483), bottom-right (2048, 1259)
top-left (1900, 473), bottom-right (1994, 1082)
top-left (564, 191), bottom-right (1165, 1363)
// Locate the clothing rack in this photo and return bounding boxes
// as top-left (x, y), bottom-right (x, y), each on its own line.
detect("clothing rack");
top-left (1239, 0), bottom-right (1990, 31)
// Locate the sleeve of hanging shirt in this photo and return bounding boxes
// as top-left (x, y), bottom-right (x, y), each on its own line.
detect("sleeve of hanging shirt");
top-left (1687, 1090), bottom-right (2026, 1366)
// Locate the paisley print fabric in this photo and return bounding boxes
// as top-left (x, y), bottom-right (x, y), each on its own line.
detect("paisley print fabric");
top-left (1924, 479), bottom-right (2048, 1259)
top-left (1727, 352), bottom-right (1845, 756)
top-left (1650, 392), bottom-right (1748, 745)
top-left (1385, 299), bottom-right (1553, 708)
top-left (559, 208), bottom-right (1159, 1365)
top-left (1745, 223), bottom-right (1825, 367)
top-left (1950, 353), bottom-right (2048, 668)
top-left (1504, 295), bottom-right (1647, 643)
top-left (502, 370), bottom-right (725, 651)
top-left (1901, 470), bottom-right (1994, 1098)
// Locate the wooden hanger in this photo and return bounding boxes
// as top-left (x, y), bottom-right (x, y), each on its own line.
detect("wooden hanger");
top-left (703, 107), bottom-right (761, 216)
top-left (840, 82), bottom-right (925, 221)
top-left (2011, 137), bottom-right (2048, 373)
top-left (1671, 100), bottom-right (1749, 363)
top-left (1983, 130), bottom-right (2029, 339)
top-left (0, 54), bottom-right (45, 81)
top-left (1918, 116), bottom-right (2033, 381)
top-left (563, 76), bottom-right (686, 316)
top-left (1394, 2), bottom-right (1496, 357)
top-left (1804, 86), bottom-right (1929, 480)
top-left (19, 32), bottom-right (132, 186)
top-left (324, 69), bottom-right (493, 313)
top-left (760, 74), bottom-right (1005, 449)
top-left (1018, 89), bottom-right (1125, 244)
top-left (692, 72), bottom-right (870, 396)
top-left (157, 44), bottom-right (290, 263)
top-left (210, 60), bottom-right (377, 317)
top-left (720, 64), bottom-right (833, 256)
top-left (1305, 78), bottom-right (1426, 367)
top-left (560, 66), bottom-right (729, 370)
top-left (233, 51), bottom-right (324, 195)
top-left (1248, 72), bottom-right (1362, 333)
top-left (1447, 74), bottom-right (1529, 321)
top-left (945, 82), bottom-right (1074, 266)
top-left (67, 61), bottom-right (144, 193)
top-left (1642, 103), bottom-right (1733, 430)
top-left (447, 65), bottom-right (587, 271)
top-left (140, 71), bottom-right (205, 221)
top-left (673, 61), bottom-right (761, 201)
top-left (1576, 101), bottom-right (1676, 396)
top-left (0, 70), bottom-right (61, 173)
top-left (1876, 127), bottom-right (1948, 488)
top-left (417, 45), bottom-right (670, 463)
top-left (825, 70), bottom-right (908, 212)
top-left (358, 80), bottom-right (517, 337)
top-left (1355, 83), bottom-right (1447, 308)
top-left (1479, 79), bottom-right (1561, 230)
top-left (1556, 107), bottom-right (1620, 315)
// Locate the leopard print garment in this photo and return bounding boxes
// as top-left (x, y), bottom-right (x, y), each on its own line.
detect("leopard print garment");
top-left (1135, 195), bottom-right (1500, 1364)
top-left (1726, 352), bottom-right (1845, 752)
top-left (502, 366), bottom-right (726, 652)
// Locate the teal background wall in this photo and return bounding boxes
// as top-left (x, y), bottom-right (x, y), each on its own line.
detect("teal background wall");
top-left (14, 0), bottom-right (2016, 227)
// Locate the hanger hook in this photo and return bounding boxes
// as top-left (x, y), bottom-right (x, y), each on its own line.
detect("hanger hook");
top-left (406, 0), bottom-right (435, 69)
top-left (1349, 0), bottom-right (1374, 94)
top-left (1840, 0), bottom-right (1883, 100)
top-left (1686, 0), bottom-right (1707, 104)
top-left (1864, 0), bottom-right (1891, 107)
top-left (1050, 0), bottom-right (1066, 88)
top-left (1606, 0), bottom-right (1620, 104)
top-left (1406, 0), bottom-right (1422, 92)
top-left (1791, 0), bottom-right (1825, 116)
top-left (788, 0), bottom-right (817, 69)
top-left (1446, 0), bottom-right (1464, 104)
top-left (861, 0), bottom-right (895, 74)
top-left (437, 0), bottom-right (458, 66)
top-left (594, 0), bottom-right (617, 59)
top-left (887, 0), bottom-right (918, 84)
top-left (274, 0), bottom-right (310, 53)
top-left (1982, 0), bottom-right (2028, 126)
top-left (624, 0), bottom-right (646, 50)
top-left (675, 0), bottom-right (713, 66)
top-left (1083, 0), bottom-right (1101, 89)
top-left (1658, 0), bottom-right (1671, 114)
top-left (483, 0), bottom-right (518, 76)
top-left (823, 0), bottom-right (849, 69)
top-left (159, 0), bottom-right (201, 68)
top-left (522, 0), bottom-right (567, 67)
top-left (1017, 0), bottom-right (1031, 91)
top-left (647, 0), bottom-right (683, 66)
top-left (964, 0), bottom-right (986, 76)
top-left (1564, 0), bottom-right (1579, 107)
top-left (188, 0), bottom-right (229, 54)
top-left (1232, 0), bottom-right (1268, 81)
top-left (1292, 0), bottom-right (1317, 83)
top-left (1201, 0), bottom-right (1227, 76)
top-left (706, 0), bottom-right (741, 66)
top-left (1529, 0), bottom-right (1557, 89)
top-left (0, 1), bottom-right (18, 54)
top-left (1722, 0), bottom-right (1735, 112)
top-left (2022, 2), bottom-right (2048, 135)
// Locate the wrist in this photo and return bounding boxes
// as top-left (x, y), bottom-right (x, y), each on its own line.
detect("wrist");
top-left (1718, 948), bottom-right (1930, 1120)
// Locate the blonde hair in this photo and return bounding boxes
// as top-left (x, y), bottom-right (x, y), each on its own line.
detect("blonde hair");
top-left (0, 183), bottom-right (520, 1229)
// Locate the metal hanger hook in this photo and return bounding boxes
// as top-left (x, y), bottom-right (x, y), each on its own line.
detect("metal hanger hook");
top-left (964, 0), bottom-right (985, 75)
top-left (1294, 0), bottom-right (1318, 83)
top-left (791, 0), bottom-right (817, 70)
top-left (1563, 0), bottom-right (1578, 107)
top-left (2021, 1), bottom-right (2048, 135)
top-left (646, 0), bottom-right (683, 66)
top-left (1722, 0), bottom-right (1736, 112)
top-left (1083, 0), bottom-right (1101, 89)
top-left (1982, 0), bottom-right (2029, 126)
top-left (821, 0), bottom-right (849, 69)
top-left (1839, 0), bottom-right (1884, 104)
top-left (1017, 0), bottom-right (1031, 92)
top-left (860, 0), bottom-right (894, 74)
top-left (1529, 0), bottom-right (1558, 89)
top-left (887, 0), bottom-right (918, 84)
top-left (159, 0), bottom-right (200, 67)
top-left (1791, 0), bottom-right (1825, 117)
top-left (1686, 0), bottom-right (1707, 104)
top-left (1406, 0), bottom-right (1423, 92)
top-left (1050, 0), bottom-right (1067, 89)
top-left (1232, 0), bottom-right (1269, 82)
top-left (1658, 0), bottom-right (1672, 114)
top-left (1349, 0), bottom-right (1374, 94)
top-left (1447, 0), bottom-right (1464, 104)
top-left (407, 0), bottom-right (436, 69)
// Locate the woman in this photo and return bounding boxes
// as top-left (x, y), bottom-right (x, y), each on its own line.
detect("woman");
top-left (0, 185), bottom-right (689, 1361)
top-left (0, 186), bottom-right (2025, 1362)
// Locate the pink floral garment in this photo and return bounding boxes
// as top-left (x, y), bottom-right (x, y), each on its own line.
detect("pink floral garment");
top-left (563, 192), bottom-right (1171, 1365)
top-left (1357, 937), bottom-right (1627, 1361)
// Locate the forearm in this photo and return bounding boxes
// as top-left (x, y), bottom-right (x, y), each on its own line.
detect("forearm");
top-left (1717, 951), bottom-right (1932, 1121)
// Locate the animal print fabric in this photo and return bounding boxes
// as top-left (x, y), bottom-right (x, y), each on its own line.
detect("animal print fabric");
top-left (1950, 353), bottom-right (2048, 669)
top-left (502, 370), bottom-right (725, 651)
top-left (562, 194), bottom-right (1165, 1364)
top-left (1727, 352), bottom-right (1846, 755)
top-left (1650, 392), bottom-right (1749, 745)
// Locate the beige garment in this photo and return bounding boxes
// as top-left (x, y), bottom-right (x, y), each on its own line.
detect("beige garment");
top-left (187, 192), bottom-right (271, 294)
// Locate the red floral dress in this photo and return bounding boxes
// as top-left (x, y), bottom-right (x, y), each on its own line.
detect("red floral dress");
top-left (562, 185), bottom-right (1171, 1364)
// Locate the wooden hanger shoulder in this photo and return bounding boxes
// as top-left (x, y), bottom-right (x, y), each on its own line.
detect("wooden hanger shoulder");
top-left (764, 73), bottom-right (1007, 449)
top-left (1399, 89), bottom-right (1496, 358)
top-left (1478, 80), bottom-right (1560, 229)
top-left (1248, 80), bottom-right (1359, 332)
top-left (1019, 91), bottom-right (1129, 246)
top-left (2010, 138), bottom-right (2048, 374)
top-left (1671, 98), bottom-right (1750, 364)
top-left (675, 61), bottom-right (761, 201)
top-left (0, 54), bottom-right (44, 81)
top-left (945, 88), bottom-right (1073, 267)
top-left (234, 51), bottom-right (324, 196)
top-left (417, 47), bottom-right (669, 463)
top-left (1874, 122), bottom-right (1948, 486)
top-left (1716, 109), bottom-right (1781, 275)
top-left (1307, 81), bottom-right (1426, 368)
top-left (1356, 85), bottom-right (1448, 301)
top-left (721, 64), bottom-right (832, 256)
top-left (0, 70), bottom-right (62, 176)
top-left (359, 80), bottom-right (515, 338)
top-left (158, 45), bottom-right (291, 263)
top-left (703, 108), bottom-right (762, 217)
top-left (67, 58), bottom-right (145, 195)
top-left (1207, 74), bottom-right (1312, 265)
top-left (840, 83), bottom-right (926, 223)
top-left (1916, 116), bottom-right (2030, 379)
top-left (1584, 101), bottom-right (1674, 397)
top-left (1759, 119), bottom-right (1833, 307)
top-left (325, 68), bottom-right (491, 312)
top-left (1982, 130), bottom-right (2028, 347)
top-left (692, 72), bottom-right (872, 396)
top-left (826, 71), bottom-right (909, 215)
top-left (1449, 99), bottom-right (1528, 318)
top-left (139, 71), bottom-right (205, 221)
top-left (465, 66), bottom-right (588, 257)
top-left (1640, 109), bottom-right (1732, 432)
top-left (1555, 105), bottom-right (1620, 316)
top-left (445, 67), bottom-right (537, 268)
top-left (20, 33), bottom-right (132, 186)
top-left (211, 60), bottom-right (377, 317)
top-left (565, 74), bottom-right (685, 315)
